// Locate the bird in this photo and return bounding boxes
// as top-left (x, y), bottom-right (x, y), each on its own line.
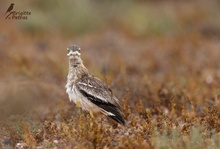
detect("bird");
top-left (5, 3), bottom-right (14, 14)
top-left (65, 45), bottom-right (125, 125)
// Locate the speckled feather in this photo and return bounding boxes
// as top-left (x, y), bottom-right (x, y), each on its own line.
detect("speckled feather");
top-left (65, 45), bottom-right (125, 125)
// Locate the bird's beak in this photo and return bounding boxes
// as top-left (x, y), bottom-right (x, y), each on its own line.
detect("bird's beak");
top-left (67, 50), bottom-right (81, 57)
top-left (67, 51), bottom-right (75, 56)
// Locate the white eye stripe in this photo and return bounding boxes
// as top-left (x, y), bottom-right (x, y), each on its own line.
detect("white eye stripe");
top-left (67, 51), bottom-right (81, 56)
top-left (76, 51), bottom-right (81, 55)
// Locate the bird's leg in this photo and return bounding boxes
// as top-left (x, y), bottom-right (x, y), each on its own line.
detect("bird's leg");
top-left (76, 100), bottom-right (82, 115)
top-left (89, 110), bottom-right (94, 119)
top-left (76, 100), bottom-right (81, 108)
top-left (88, 110), bottom-right (95, 127)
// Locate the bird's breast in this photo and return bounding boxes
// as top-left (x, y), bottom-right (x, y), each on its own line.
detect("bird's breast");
top-left (66, 85), bottom-right (79, 103)
top-left (65, 83), bottom-right (100, 112)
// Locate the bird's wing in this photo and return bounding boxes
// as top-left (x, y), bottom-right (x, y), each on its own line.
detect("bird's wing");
top-left (76, 75), bottom-right (125, 124)
top-left (76, 75), bottom-right (125, 125)
top-left (76, 75), bottom-right (120, 107)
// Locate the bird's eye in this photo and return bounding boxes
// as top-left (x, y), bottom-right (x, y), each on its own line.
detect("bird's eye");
top-left (78, 49), bottom-right (81, 53)
top-left (67, 49), bottom-right (70, 52)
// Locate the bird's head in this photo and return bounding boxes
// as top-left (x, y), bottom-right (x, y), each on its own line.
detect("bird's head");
top-left (67, 45), bottom-right (81, 60)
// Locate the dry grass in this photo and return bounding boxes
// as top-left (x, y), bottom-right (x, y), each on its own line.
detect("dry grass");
top-left (1, 0), bottom-right (220, 148)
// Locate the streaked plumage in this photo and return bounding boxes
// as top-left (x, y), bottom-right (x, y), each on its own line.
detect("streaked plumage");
top-left (65, 45), bottom-right (125, 125)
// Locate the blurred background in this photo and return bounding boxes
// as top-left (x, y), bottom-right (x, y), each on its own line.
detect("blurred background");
top-left (0, 0), bottom-right (220, 120)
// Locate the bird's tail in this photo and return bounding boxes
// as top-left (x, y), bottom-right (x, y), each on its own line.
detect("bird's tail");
top-left (78, 88), bottom-right (125, 125)
top-left (108, 113), bottom-right (125, 125)
top-left (100, 105), bottom-right (125, 125)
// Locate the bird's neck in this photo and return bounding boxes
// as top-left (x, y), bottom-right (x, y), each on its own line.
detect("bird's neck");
top-left (68, 59), bottom-right (89, 79)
